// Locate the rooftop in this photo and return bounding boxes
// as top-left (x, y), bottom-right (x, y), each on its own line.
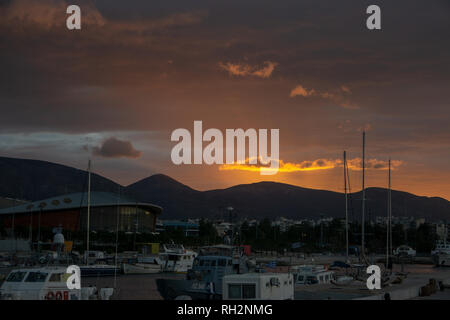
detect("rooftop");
top-left (0, 192), bottom-right (162, 215)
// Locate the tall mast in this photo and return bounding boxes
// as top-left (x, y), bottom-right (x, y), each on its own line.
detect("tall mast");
top-left (389, 159), bottom-right (392, 256)
top-left (344, 151), bottom-right (349, 261)
top-left (86, 159), bottom-right (91, 262)
top-left (361, 131), bottom-right (366, 259)
top-left (114, 185), bottom-right (120, 289)
top-left (386, 158), bottom-right (391, 268)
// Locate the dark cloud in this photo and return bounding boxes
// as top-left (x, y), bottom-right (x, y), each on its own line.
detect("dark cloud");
top-left (92, 137), bottom-right (142, 159)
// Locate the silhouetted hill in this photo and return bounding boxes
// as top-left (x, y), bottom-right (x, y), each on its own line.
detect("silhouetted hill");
top-left (0, 157), bottom-right (120, 201)
top-left (125, 174), bottom-right (203, 216)
top-left (1, 157), bottom-right (449, 221)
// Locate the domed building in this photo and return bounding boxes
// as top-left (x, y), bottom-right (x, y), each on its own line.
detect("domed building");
top-left (0, 192), bottom-right (162, 233)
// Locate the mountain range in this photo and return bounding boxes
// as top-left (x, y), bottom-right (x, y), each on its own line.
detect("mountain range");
top-left (1, 156), bottom-right (449, 221)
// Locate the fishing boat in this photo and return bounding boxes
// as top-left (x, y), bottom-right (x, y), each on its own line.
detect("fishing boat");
top-left (0, 266), bottom-right (114, 300)
top-left (159, 244), bottom-right (197, 273)
top-left (290, 265), bottom-right (334, 285)
top-left (222, 273), bottom-right (294, 300)
top-left (156, 245), bottom-right (255, 300)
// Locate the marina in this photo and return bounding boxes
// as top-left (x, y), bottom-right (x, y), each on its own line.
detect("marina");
top-left (0, 134), bottom-right (449, 300)
top-left (2, 254), bottom-right (449, 300)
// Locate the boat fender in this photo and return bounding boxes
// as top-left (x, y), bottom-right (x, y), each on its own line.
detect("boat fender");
top-left (46, 291), bottom-right (55, 300)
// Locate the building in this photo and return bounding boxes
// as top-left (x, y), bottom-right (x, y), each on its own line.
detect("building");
top-left (0, 197), bottom-right (29, 210)
top-left (214, 222), bottom-right (233, 237)
top-left (0, 192), bottom-right (162, 233)
top-left (157, 220), bottom-right (199, 236)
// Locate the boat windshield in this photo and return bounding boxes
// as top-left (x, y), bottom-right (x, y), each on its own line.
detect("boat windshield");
top-left (49, 273), bottom-right (69, 282)
top-left (25, 272), bottom-right (48, 282)
top-left (6, 271), bottom-right (27, 282)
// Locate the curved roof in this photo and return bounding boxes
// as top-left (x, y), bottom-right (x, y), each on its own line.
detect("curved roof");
top-left (0, 192), bottom-right (162, 215)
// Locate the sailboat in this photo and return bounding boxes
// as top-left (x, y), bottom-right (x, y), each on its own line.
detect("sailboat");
top-left (331, 151), bottom-right (355, 287)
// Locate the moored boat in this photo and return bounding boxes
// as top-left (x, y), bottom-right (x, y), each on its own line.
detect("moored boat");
top-left (122, 263), bottom-right (161, 274)
top-left (0, 266), bottom-right (114, 300)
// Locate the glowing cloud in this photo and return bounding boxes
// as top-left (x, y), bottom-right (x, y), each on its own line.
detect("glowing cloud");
top-left (219, 158), bottom-right (403, 174)
top-left (289, 85), bottom-right (316, 97)
top-left (219, 61), bottom-right (278, 78)
top-left (290, 84), bottom-right (358, 109)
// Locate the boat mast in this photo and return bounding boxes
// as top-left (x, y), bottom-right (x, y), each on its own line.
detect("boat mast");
top-left (344, 151), bottom-right (349, 261)
top-left (86, 159), bottom-right (91, 263)
top-left (361, 131), bottom-right (366, 260)
top-left (386, 158), bottom-right (391, 268)
top-left (389, 159), bottom-right (393, 254)
top-left (114, 185), bottom-right (120, 289)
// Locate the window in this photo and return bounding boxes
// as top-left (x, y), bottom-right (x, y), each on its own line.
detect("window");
top-left (228, 284), bottom-right (242, 299)
top-left (228, 284), bottom-right (256, 299)
top-left (210, 260), bottom-right (216, 267)
top-left (199, 259), bottom-right (205, 266)
top-left (49, 273), bottom-right (68, 282)
top-left (242, 284), bottom-right (256, 299)
top-left (6, 271), bottom-right (27, 282)
top-left (227, 259), bottom-right (232, 266)
top-left (25, 272), bottom-right (48, 282)
top-left (218, 259), bottom-right (226, 267)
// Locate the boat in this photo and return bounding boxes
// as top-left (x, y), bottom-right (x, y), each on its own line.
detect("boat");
top-left (159, 244), bottom-right (197, 273)
top-left (431, 224), bottom-right (450, 266)
top-left (394, 245), bottom-right (416, 257)
top-left (290, 265), bottom-right (334, 285)
top-left (331, 275), bottom-right (354, 286)
top-left (156, 245), bottom-right (255, 300)
top-left (435, 253), bottom-right (450, 267)
top-left (0, 266), bottom-right (114, 300)
top-left (432, 240), bottom-right (450, 255)
top-left (80, 263), bottom-right (120, 277)
top-left (122, 262), bottom-right (161, 274)
top-left (222, 273), bottom-right (294, 300)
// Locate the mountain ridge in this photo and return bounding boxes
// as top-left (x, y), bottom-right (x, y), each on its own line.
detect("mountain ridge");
top-left (0, 156), bottom-right (449, 221)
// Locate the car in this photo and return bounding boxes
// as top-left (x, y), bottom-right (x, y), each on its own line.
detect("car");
top-left (394, 245), bottom-right (416, 257)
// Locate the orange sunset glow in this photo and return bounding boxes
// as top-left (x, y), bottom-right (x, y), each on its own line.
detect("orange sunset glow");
top-left (0, 0), bottom-right (449, 201)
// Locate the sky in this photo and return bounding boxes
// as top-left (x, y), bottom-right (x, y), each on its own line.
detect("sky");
top-left (0, 0), bottom-right (449, 200)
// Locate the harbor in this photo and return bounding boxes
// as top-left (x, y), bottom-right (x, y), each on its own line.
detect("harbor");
top-left (2, 253), bottom-right (448, 300)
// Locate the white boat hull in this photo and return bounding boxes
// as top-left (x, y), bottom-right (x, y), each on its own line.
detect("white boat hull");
top-left (123, 263), bottom-right (161, 274)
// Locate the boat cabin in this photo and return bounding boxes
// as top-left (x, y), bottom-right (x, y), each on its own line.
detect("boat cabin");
top-left (290, 265), bottom-right (334, 285)
top-left (0, 267), bottom-right (81, 300)
top-left (222, 273), bottom-right (294, 300)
